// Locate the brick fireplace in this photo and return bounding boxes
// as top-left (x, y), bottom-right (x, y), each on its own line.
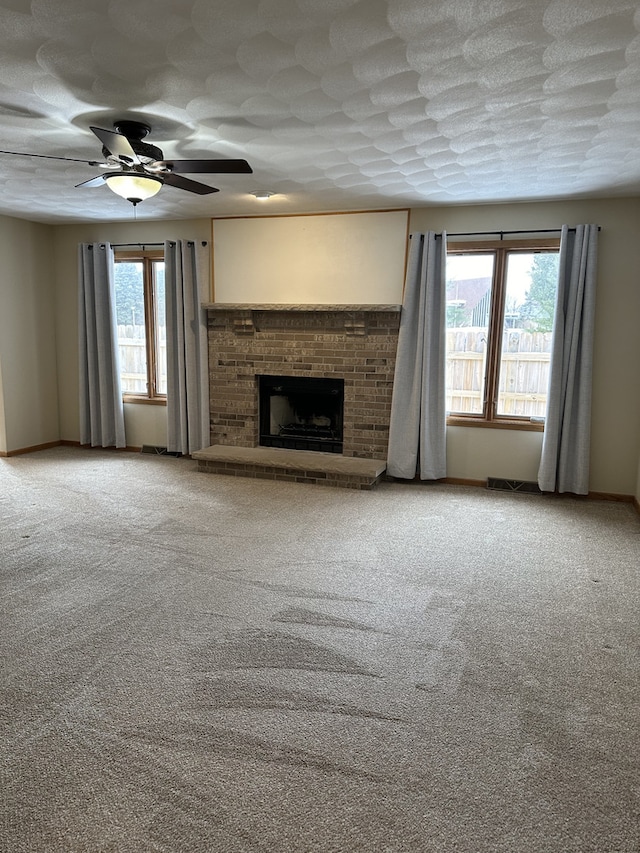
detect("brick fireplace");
top-left (194, 304), bottom-right (401, 488)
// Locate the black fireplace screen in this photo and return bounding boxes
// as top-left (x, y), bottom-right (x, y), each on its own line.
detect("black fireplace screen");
top-left (259, 375), bottom-right (344, 453)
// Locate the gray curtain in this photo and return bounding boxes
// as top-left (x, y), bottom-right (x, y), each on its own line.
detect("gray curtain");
top-left (78, 242), bottom-right (125, 448)
top-left (538, 224), bottom-right (599, 495)
top-left (387, 231), bottom-right (447, 480)
top-left (165, 240), bottom-right (210, 456)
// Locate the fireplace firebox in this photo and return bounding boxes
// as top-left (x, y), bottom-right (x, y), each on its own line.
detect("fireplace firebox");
top-left (259, 375), bottom-right (344, 453)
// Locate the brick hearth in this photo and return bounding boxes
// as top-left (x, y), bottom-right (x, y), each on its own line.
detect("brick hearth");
top-left (193, 445), bottom-right (388, 490)
top-left (196, 304), bottom-right (401, 487)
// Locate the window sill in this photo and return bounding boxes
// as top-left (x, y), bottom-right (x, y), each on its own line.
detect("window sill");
top-left (446, 416), bottom-right (544, 432)
top-left (123, 395), bottom-right (167, 407)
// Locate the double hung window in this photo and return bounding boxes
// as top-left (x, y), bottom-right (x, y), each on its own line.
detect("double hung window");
top-left (445, 240), bottom-right (560, 429)
top-left (113, 250), bottom-right (166, 403)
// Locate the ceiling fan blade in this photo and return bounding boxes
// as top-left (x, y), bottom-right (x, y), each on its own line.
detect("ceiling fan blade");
top-left (90, 126), bottom-right (140, 165)
top-left (75, 174), bottom-right (108, 188)
top-left (156, 158), bottom-right (252, 175)
top-left (162, 173), bottom-right (219, 194)
top-left (0, 149), bottom-right (107, 166)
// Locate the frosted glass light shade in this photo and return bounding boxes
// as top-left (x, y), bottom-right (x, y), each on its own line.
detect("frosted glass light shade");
top-left (105, 173), bottom-right (163, 203)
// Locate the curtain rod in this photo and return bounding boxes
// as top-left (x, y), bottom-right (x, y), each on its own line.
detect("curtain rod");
top-left (426, 227), bottom-right (600, 239)
top-left (110, 240), bottom-right (209, 247)
top-left (111, 242), bottom-right (165, 248)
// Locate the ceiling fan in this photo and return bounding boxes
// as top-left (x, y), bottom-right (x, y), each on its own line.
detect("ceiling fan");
top-left (0, 119), bottom-right (253, 206)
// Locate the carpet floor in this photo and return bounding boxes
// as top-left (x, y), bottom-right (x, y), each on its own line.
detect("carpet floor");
top-left (1, 447), bottom-right (638, 853)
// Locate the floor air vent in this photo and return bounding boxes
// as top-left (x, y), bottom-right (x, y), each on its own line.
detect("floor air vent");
top-left (141, 445), bottom-right (182, 457)
top-left (487, 477), bottom-right (542, 494)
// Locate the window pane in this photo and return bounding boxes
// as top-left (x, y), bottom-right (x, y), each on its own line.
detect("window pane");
top-left (496, 252), bottom-right (559, 417)
top-left (446, 253), bottom-right (495, 414)
top-left (114, 262), bottom-right (148, 394)
top-left (154, 262), bottom-right (167, 395)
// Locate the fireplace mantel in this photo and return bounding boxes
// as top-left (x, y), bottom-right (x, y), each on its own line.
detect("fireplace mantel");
top-left (203, 303), bottom-right (402, 312)
top-left (204, 303), bottom-right (402, 338)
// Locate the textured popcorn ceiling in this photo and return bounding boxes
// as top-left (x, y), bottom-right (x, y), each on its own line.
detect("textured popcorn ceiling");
top-left (0, 0), bottom-right (639, 223)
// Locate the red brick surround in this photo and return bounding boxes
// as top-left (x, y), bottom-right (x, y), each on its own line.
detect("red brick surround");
top-left (205, 304), bottom-right (401, 460)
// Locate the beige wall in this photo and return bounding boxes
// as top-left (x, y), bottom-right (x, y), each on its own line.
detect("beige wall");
top-left (212, 210), bottom-right (408, 303)
top-left (1, 196), bottom-right (638, 499)
top-left (0, 215), bottom-right (58, 454)
top-left (53, 218), bottom-right (211, 447)
top-left (410, 198), bottom-right (640, 497)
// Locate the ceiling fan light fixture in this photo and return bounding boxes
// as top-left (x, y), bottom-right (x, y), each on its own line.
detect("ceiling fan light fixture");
top-left (105, 173), bottom-right (163, 204)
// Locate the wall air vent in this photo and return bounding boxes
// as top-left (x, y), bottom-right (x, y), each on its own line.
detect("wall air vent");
top-left (487, 478), bottom-right (542, 494)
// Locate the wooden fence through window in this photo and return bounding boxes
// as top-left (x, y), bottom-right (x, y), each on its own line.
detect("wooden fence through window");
top-left (446, 328), bottom-right (553, 416)
top-left (117, 325), bottom-right (167, 395)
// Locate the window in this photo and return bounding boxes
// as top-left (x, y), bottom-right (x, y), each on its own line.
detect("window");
top-left (445, 239), bottom-right (560, 429)
top-left (113, 251), bottom-right (166, 403)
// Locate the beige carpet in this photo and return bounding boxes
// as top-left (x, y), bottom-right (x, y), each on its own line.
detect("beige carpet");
top-left (1, 447), bottom-right (639, 853)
